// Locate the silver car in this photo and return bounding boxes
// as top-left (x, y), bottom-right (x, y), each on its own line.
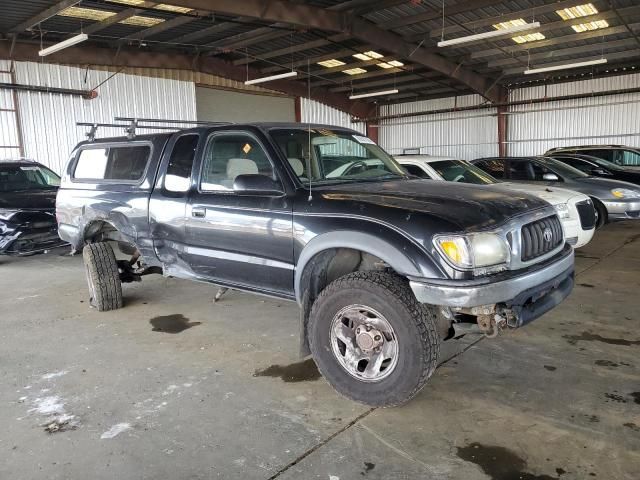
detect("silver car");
top-left (472, 156), bottom-right (640, 228)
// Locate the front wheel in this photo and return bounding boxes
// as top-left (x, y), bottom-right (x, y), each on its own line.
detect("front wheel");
top-left (308, 272), bottom-right (440, 407)
top-left (83, 242), bottom-right (123, 311)
top-left (592, 198), bottom-right (608, 230)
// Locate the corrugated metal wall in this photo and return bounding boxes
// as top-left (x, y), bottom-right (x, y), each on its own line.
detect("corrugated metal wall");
top-left (12, 61), bottom-right (197, 173)
top-left (378, 94), bottom-right (499, 160)
top-left (300, 98), bottom-right (367, 134)
top-left (507, 72), bottom-right (640, 156)
top-left (0, 60), bottom-right (22, 159)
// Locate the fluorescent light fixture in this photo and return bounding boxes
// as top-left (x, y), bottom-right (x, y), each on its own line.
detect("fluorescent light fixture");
top-left (121, 16), bottom-right (165, 27)
top-left (317, 59), bottom-right (345, 68)
top-left (572, 19), bottom-right (609, 32)
top-left (244, 71), bottom-right (298, 85)
top-left (343, 68), bottom-right (367, 75)
top-left (59, 6), bottom-right (116, 22)
top-left (377, 62), bottom-right (393, 69)
top-left (39, 33), bottom-right (88, 56)
top-left (349, 89), bottom-right (398, 99)
top-left (388, 60), bottom-right (404, 67)
top-left (556, 3), bottom-right (598, 20)
top-left (439, 21), bottom-right (540, 47)
top-left (155, 4), bottom-right (193, 13)
top-left (524, 58), bottom-right (607, 74)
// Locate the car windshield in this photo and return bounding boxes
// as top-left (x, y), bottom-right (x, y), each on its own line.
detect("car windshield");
top-left (0, 163), bottom-right (60, 191)
top-left (270, 128), bottom-right (407, 185)
top-left (430, 159), bottom-right (498, 185)
top-left (538, 157), bottom-right (589, 179)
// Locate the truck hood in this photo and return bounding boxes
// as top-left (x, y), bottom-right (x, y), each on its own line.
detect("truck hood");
top-left (0, 188), bottom-right (57, 211)
top-left (316, 179), bottom-right (549, 231)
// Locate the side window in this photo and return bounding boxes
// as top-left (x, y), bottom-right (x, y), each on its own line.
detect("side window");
top-left (200, 133), bottom-right (274, 191)
top-left (476, 159), bottom-right (505, 179)
top-left (74, 145), bottom-right (150, 181)
top-left (621, 150), bottom-right (640, 166)
top-left (164, 134), bottom-right (199, 193)
top-left (583, 149), bottom-right (613, 162)
top-left (403, 164), bottom-right (431, 178)
top-left (509, 160), bottom-right (536, 180)
top-left (561, 158), bottom-right (592, 173)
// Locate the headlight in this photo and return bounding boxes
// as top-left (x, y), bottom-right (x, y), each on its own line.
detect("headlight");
top-left (434, 232), bottom-right (509, 270)
top-left (0, 209), bottom-right (19, 221)
top-left (554, 203), bottom-right (570, 219)
top-left (611, 188), bottom-right (640, 199)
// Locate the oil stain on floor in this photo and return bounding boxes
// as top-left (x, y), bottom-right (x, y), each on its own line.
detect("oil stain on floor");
top-left (150, 314), bottom-right (202, 334)
top-left (563, 331), bottom-right (640, 347)
top-left (253, 358), bottom-right (321, 382)
top-left (456, 443), bottom-right (558, 480)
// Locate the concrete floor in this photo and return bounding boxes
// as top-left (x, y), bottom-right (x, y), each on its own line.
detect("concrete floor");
top-left (1, 222), bottom-right (639, 480)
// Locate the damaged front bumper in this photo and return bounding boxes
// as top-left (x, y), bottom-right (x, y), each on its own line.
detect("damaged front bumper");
top-left (409, 245), bottom-right (574, 329)
top-left (0, 216), bottom-right (67, 256)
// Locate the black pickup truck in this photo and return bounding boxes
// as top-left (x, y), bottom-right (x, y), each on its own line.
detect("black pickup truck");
top-left (56, 123), bottom-right (574, 406)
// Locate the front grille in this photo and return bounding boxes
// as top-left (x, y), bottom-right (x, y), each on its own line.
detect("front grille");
top-left (520, 215), bottom-right (563, 262)
top-left (576, 200), bottom-right (596, 230)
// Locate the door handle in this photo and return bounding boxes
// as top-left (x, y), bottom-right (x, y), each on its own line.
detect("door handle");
top-left (192, 207), bottom-right (206, 218)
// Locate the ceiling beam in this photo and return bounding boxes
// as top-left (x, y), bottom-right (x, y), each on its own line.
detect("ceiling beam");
top-left (205, 24), bottom-right (292, 52)
top-left (383, 0), bottom-right (502, 30)
top-left (329, 73), bottom-right (428, 92)
top-left (10, 0), bottom-right (80, 32)
top-left (0, 40), bottom-right (375, 118)
top-left (146, 0), bottom-right (502, 102)
top-left (172, 18), bottom-right (248, 44)
top-left (123, 15), bottom-right (198, 41)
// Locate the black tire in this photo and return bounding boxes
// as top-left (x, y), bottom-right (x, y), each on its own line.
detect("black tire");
top-left (308, 271), bottom-right (440, 407)
top-left (592, 198), bottom-right (608, 230)
top-left (83, 242), bottom-right (123, 312)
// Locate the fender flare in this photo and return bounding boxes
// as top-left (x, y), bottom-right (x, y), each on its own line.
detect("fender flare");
top-left (294, 230), bottom-right (425, 304)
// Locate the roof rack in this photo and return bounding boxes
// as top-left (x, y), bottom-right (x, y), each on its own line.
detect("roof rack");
top-left (76, 122), bottom-right (178, 141)
top-left (114, 117), bottom-right (231, 127)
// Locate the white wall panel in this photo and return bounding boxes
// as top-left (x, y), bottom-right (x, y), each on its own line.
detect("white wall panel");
top-left (13, 62), bottom-right (196, 173)
top-left (300, 98), bottom-right (367, 134)
top-left (508, 72), bottom-right (640, 156)
top-left (378, 94), bottom-right (498, 160)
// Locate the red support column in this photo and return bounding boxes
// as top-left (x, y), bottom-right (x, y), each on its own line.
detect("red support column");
top-left (366, 122), bottom-right (378, 143)
top-left (294, 96), bottom-right (302, 122)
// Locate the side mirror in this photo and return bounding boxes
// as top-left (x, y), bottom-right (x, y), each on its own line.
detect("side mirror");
top-left (542, 172), bottom-right (559, 181)
top-left (233, 174), bottom-right (284, 196)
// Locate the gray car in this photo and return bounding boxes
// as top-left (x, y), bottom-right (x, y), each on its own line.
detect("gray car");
top-left (472, 156), bottom-right (640, 228)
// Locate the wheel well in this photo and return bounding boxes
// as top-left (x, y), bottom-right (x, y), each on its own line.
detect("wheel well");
top-left (298, 248), bottom-right (394, 357)
top-left (589, 197), bottom-right (607, 229)
top-left (83, 221), bottom-right (137, 255)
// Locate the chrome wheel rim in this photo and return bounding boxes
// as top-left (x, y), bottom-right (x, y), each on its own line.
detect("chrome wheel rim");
top-left (329, 304), bottom-right (399, 382)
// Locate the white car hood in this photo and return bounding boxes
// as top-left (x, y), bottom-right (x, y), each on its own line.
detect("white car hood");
top-left (492, 182), bottom-right (586, 206)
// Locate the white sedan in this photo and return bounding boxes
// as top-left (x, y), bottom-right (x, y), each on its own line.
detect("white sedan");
top-left (396, 155), bottom-right (596, 249)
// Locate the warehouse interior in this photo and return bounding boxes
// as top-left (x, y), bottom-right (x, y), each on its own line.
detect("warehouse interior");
top-left (1, 1), bottom-right (639, 479)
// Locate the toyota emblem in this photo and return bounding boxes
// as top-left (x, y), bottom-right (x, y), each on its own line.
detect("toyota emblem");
top-left (543, 227), bottom-right (553, 242)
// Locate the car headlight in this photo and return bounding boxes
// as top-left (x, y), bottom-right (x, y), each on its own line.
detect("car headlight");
top-left (434, 232), bottom-right (510, 270)
top-left (611, 188), bottom-right (640, 199)
top-left (554, 203), bottom-right (570, 219)
top-left (0, 209), bottom-right (19, 221)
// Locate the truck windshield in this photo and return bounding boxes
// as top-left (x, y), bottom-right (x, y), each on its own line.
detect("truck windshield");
top-left (429, 159), bottom-right (498, 185)
top-left (0, 164), bottom-right (60, 191)
top-left (270, 128), bottom-right (407, 185)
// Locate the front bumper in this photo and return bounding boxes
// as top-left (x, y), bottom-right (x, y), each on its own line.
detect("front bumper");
top-left (409, 245), bottom-right (574, 310)
top-left (0, 222), bottom-right (67, 255)
top-left (602, 199), bottom-right (640, 220)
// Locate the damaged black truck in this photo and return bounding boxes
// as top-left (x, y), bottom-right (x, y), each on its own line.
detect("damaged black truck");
top-left (56, 123), bottom-right (574, 406)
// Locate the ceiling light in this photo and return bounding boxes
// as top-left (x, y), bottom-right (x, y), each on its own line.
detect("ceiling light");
top-left (39, 33), bottom-right (88, 56)
top-left (353, 53), bottom-right (371, 61)
top-left (343, 68), bottom-right (367, 75)
top-left (556, 3), bottom-right (598, 20)
top-left (59, 6), bottom-right (116, 22)
top-left (512, 32), bottom-right (546, 43)
top-left (121, 16), bottom-right (165, 27)
top-left (572, 20), bottom-right (609, 32)
top-left (317, 59), bottom-right (346, 68)
top-left (439, 20), bottom-right (540, 47)
top-left (244, 71), bottom-right (298, 85)
top-left (155, 4), bottom-right (193, 13)
top-left (377, 62), bottom-right (393, 69)
top-left (387, 60), bottom-right (404, 67)
top-left (524, 58), bottom-right (607, 74)
top-left (349, 89), bottom-right (398, 99)
top-left (106, 0), bottom-right (145, 5)
top-left (353, 50), bottom-right (384, 61)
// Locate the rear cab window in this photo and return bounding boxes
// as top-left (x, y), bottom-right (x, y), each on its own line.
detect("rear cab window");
top-left (73, 144), bottom-right (152, 182)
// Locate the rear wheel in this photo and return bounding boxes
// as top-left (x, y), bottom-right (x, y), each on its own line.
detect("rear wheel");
top-left (83, 242), bottom-right (123, 311)
top-left (308, 271), bottom-right (440, 407)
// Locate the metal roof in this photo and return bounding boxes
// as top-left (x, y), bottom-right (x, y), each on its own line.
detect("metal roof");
top-left (1, 0), bottom-right (639, 106)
